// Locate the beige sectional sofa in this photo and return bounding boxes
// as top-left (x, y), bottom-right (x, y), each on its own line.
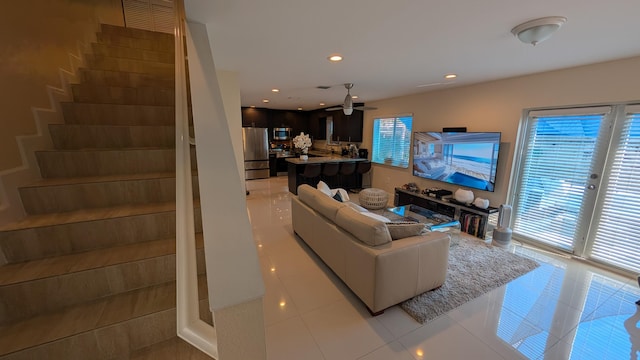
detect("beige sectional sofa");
top-left (291, 184), bottom-right (450, 314)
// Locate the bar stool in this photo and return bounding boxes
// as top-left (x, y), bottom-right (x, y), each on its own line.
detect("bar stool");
top-left (299, 163), bottom-right (322, 187)
top-left (352, 161), bottom-right (372, 192)
top-left (338, 162), bottom-right (357, 189)
top-left (321, 162), bottom-right (340, 188)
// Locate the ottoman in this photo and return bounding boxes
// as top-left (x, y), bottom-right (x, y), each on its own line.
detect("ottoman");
top-left (359, 188), bottom-right (389, 210)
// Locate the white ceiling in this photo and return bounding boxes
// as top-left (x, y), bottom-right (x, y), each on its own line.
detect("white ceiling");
top-left (184, 0), bottom-right (640, 111)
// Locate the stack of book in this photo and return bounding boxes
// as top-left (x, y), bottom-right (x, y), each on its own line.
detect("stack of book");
top-left (460, 212), bottom-right (486, 238)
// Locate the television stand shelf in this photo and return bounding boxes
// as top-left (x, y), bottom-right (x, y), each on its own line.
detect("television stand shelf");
top-left (394, 188), bottom-right (499, 240)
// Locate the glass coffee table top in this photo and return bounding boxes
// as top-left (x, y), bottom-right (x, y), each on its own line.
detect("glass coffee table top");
top-left (382, 204), bottom-right (461, 232)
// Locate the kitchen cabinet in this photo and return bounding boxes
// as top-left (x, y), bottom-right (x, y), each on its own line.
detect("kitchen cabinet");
top-left (270, 110), bottom-right (309, 136)
top-left (308, 110), bottom-right (327, 140)
top-left (269, 153), bottom-right (277, 177)
top-left (241, 106), bottom-right (362, 142)
top-left (327, 109), bottom-right (363, 143)
top-left (241, 107), bottom-right (270, 128)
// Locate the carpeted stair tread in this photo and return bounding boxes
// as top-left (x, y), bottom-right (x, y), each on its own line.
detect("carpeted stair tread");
top-left (0, 274), bottom-right (209, 357)
top-left (78, 68), bottom-right (175, 88)
top-left (0, 234), bottom-right (204, 286)
top-left (49, 123), bottom-right (175, 150)
top-left (60, 102), bottom-right (177, 126)
top-left (36, 146), bottom-right (174, 153)
top-left (91, 43), bottom-right (174, 64)
top-left (100, 24), bottom-right (174, 42)
top-left (130, 337), bottom-right (213, 359)
top-left (20, 172), bottom-right (178, 188)
top-left (0, 201), bottom-right (188, 232)
top-left (84, 53), bottom-right (174, 75)
top-left (70, 83), bottom-right (175, 106)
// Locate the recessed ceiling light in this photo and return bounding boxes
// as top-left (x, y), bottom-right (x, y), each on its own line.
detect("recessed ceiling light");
top-left (352, 95), bottom-right (359, 99)
top-left (444, 74), bottom-right (457, 79)
top-left (327, 54), bottom-right (343, 62)
top-left (319, 102), bottom-right (326, 106)
top-left (262, 99), bottom-right (269, 103)
top-left (297, 107), bottom-right (303, 111)
top-left (271, 88), bottom-right (280, 93)
top-left (250, 105), bottom-right (256, 108)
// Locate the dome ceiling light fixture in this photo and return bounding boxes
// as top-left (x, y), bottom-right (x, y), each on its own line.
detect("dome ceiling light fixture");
top-left (511, 16), bottom-right (567, 46)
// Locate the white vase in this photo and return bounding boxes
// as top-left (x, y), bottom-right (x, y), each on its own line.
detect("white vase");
top-left (473, 197), bottom-right (490, 209)
top-left (454, 188), bottom-right (474, 204)
top-left (300, 154), bottom-right (308, 161)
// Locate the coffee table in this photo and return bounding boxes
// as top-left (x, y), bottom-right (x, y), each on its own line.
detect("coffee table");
top-left (382, 204), bottom-right (461, 233)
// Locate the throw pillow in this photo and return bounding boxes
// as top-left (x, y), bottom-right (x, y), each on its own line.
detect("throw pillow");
top-left (317, 181), bottom-right (332, 197)
top-left (331, 188), bottom-right (350, 202)
top-left (386, 222), bottom-right (426, 240)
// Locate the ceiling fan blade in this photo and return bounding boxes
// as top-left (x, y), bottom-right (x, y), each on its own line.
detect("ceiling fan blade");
top-left (325, 106), bottom-right (343, 111)
top-left (354, 105), bottom-right (378, 110)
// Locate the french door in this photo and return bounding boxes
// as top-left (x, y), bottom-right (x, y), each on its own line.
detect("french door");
top-left (509, 104), bottom-right (640, 274)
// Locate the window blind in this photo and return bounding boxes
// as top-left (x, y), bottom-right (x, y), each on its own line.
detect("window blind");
top-left (123, 0), bottom-right (175, 34)
top-left (589, 111), bottom-right (640, 272)
top-left (513, 113), bottom-right (605, 251)
top-left (371, 115), bottom-right (413, 168)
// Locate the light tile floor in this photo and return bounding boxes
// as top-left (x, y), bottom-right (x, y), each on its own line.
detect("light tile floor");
top-left (246, 177), bottom-right (639, 360)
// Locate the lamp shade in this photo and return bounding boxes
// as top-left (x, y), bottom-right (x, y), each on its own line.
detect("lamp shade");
top-left (343, 93), bottom-right (354, 115)
top-left (511, 16), bottom-right (567, 46)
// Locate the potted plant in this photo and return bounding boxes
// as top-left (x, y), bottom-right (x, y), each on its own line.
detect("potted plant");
top-left (293, 132), bottom-right (312, 160)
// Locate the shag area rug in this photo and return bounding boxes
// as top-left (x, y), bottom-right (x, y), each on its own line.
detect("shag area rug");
top-left (401, 236), bottom-right (539, 324)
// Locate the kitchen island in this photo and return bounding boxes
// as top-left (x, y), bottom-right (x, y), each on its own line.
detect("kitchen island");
top-left (286, 154), bottom-right (367, 194)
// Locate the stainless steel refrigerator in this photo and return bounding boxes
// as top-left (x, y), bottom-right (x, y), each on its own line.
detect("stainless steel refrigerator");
top-left (242, 127), bottom-right (270, 180)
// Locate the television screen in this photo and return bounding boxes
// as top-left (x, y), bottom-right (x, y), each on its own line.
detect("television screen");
top-left (412, 132), bottom-right (501, 192)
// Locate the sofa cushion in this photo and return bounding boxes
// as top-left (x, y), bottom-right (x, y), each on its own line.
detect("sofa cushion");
top-left (335, 206), bottom-right (392, 246)
top-left (386, 222), bottom-right (427, 240)
top-left (298, 184), bottom-right (346, 222)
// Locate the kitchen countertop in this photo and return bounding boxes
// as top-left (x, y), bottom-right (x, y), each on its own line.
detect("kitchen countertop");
top-left (285, 153), bottom-right (366, 164)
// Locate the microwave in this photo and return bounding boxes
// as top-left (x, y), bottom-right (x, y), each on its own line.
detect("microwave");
top-left (273, 127), bottom-right (292, 140)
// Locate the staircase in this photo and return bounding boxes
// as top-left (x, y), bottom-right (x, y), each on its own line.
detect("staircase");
top-left (0, 24), bottom-right (211, 359)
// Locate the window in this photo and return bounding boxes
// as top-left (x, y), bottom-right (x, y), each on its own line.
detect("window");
top-left (588, 106), bottom-right (640, 272)
top-left (509, 104), bottom-right (640, 274)
top-left (510, 108), bottom-right (610, 251)
top-left (372, 115), bottom-right (413, 168)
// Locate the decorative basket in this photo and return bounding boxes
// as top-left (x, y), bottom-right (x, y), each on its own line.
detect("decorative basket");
top-left (359, 188), bottom-right (389, 210)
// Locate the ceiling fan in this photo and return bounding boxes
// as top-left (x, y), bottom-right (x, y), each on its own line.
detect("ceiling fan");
top-left (325, 83), bottom-right (377, 115)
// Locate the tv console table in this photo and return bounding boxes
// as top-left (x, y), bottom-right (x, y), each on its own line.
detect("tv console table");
top-left (394, 188), bottom-right (499, 240)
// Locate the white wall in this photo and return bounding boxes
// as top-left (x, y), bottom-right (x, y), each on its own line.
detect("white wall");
top-left (216, 70), bottom-right (245, 181)
top-left (361, 56), bottom-right (640, 207)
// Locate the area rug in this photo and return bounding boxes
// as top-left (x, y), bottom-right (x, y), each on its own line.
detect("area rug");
top-left (401, 236), bottom-right (539, 324)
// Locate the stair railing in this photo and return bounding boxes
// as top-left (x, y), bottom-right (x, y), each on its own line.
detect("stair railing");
top-left (173, 0), bottom-right (218, 357)
top-left (175, 0), bottom-right (267, 357)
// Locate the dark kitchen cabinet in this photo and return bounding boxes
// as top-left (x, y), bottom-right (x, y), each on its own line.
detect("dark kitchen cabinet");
top-left (241, 106), bottom-right (362, 142)
top-left (308, 110), bottom-right (327, 140)
top-left (241, 107), bottom-right (270, 128)
top-left (337, 109), bottom-right (363, 143)
top-left (270, 110), bottom-right (309, 137)
top-left (269, 153), bottom-right (277, 176)
top-left (326, 109), bottom-right (363, 143)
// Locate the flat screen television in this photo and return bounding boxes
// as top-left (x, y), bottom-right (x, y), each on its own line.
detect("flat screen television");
top-left (412, 132), bottom-right (501, 192)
